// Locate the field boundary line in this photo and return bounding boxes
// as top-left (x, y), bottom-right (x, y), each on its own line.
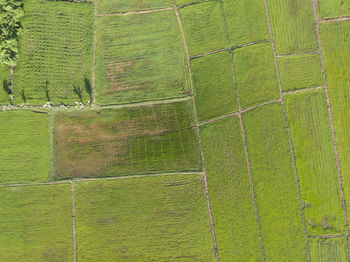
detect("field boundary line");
top-left (219, 2), bottom-right (266, 261)
top-left (198, 112), bottom-right (238, 127)
top-left (91, 0), bottom-right (97, 105)
top-left (97, 7), bottom-right (173, 17)
top-left (276, 50), bottom-right (319, 58)
top-left (240, 98), bottom-right (282, 114)
top-left (190, 48), bottom-right (230, 60)
top-left (71, 182), bottom-right (77, 262)
top-left (264, 1), bottom-right (311, 260)
top-left (173, 1), bottom-right (219, 260)
top-left (177, 0), bottom-right (209, 10)
top-left (283, 86), bottom-right (325, 95)
top-left (308, 234), bottom-right (347, 239)
top-left (318, 16), bottom-right (350, 24)
top-left (311, 0), bottom-right (350, 256)
top-left (48, 111), bottom-right (54, 181)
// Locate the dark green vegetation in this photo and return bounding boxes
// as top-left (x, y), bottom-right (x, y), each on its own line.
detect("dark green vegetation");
top-left (309, 237), bottom-right (349, 261)
top-left (54, 101), bottom-right (201, 179)
top-left (318, 0), bottom-right (350, 18)
top-left (74, 174), bottom-right (215, 261)
top-left (96, 0), bottom-right (172, 14)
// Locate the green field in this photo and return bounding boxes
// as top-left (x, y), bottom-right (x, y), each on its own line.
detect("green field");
top-left (320, 21), bottom-right (350, 222)
top-left (95, 11), bottom-right (188, 105)
top-left (222, 0), bottom-right (269, 47)
top-left (13, 0), bottom-right (94, 105)
top-left (0, 65), bottom-right (9, 104)
top-left (243, 102), bottom-right (308, 261)
top-left (53, 101), bottom-right (201, 180)
top-left (179, 1), bottom-right (227, 56)
top-left (96, 0), bottom-right (172, 14)
top-left (266, 0), bottom-right (318, 55)
top-left (285, 90), bottom-right (345, 235)
top-left (191, 51), bottom-right (237, 122)
top-left (74, 174), bottom-right (215, 261)
top-left (309, 237), bottom-right (349, 261)
top-left (0, 184), bottom-right (72, 261)
top-left (278, 53), bottom-right (324, 92)
top-left (0, 111), bottom-right (50, 184)
top-left (201, 117), bottom-right (262, 261)
top-left (233, 43), bottom-right (280, 109)
top-left (318, 0), bottom-right (350, 19)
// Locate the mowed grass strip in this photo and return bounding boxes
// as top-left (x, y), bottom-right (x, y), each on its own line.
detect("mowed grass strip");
top-left (0, 111), bottom-right (50, 184)
top-left (0, 65), bottom-right (9, 104)
top-left (191, 51), bottom-right (237, 122)
top-left (74, 174), bottom-right (216, 261)
top-left (318, 0), bottom-right (350, 19)
top-left (285, 90), bottom-right (345, 235)
top-left (200, 117), bottom-right (262, 261)
top-left (266, 0), bottom-right (318, 55)
top-left (54, 101), bottom-right (201, 180)
top-left (233, 43), bottom-right (280, 109)
top-left (309, 237), bottom-right (349, 262)
top-left (13, 0), bottom-right (94, 105)
top-left (278, 53), bottom-right (324, 92)
top-left (243, 102), bottom-right (308, 261)
top-left (320, 21), bottom-right (350, 222)
top-left (0, 184), bottom-right (73, 261)
top-left (96, 0), bottom-right (173, 14)
top-left (222, 0), bottom-right (269, 47)
top-left (95, 11), bottom-right (188, 105)
top-left (179, 1), bottom-right (227, 56)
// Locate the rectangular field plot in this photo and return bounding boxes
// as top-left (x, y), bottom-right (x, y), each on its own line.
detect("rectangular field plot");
top-left (0, 111), bottom-right (50, 184)
top-left (223, 0), bottom-right (269, 47)
top-left (0, 65), bottom-right (9, 104)
top-left (318, 0), bottom-right (350, 19)
top-left (54, 101), bottom-right (201, 180)
top-left (191, 51), bottom-right (237, 122)
top-left (278, 53), bottom-right (324, 92)
top-left (74, 174), bottom-right (216, 261)
top-left (320, 21), bottom-right (350, 222)
top-left (266, 0), bottom-right (318, 55)
top-left (233, 43), bottom-right (280, 109)
top-left (0, 184), bottom-right (73, 261)
top-left (200, 117), bottom-right (262, 261)
top-left (96, 0), bottom-right (172, 14)
top-left (13, 0), bottom-right (94, 106)
top-left (309, 237), bottom-right (349, 262)
top-left (243, 102), bottom-right (308, 261)
top-left (179, 1), bottom-right (227, 56)
top-left (285, 90), bottom-right (345, 235)
top-left (96, 11), bottom-right (188, 105)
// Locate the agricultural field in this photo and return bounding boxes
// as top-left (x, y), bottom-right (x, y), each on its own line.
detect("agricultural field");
top-left (0, 65), bottom-right (9, 104)
top-left (96, 0), bottom-right (172, 14)
top-left (318, 0), bottom-right (350, 18)
top-left (309, 237), bottom-right (349, 261)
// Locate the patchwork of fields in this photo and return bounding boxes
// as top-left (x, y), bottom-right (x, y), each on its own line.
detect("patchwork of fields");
top-left (1, 0), bottom-right (350, 261)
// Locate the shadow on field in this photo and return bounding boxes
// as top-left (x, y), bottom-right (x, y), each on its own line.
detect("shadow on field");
top-left (84, 76), bottom-right (92, 101)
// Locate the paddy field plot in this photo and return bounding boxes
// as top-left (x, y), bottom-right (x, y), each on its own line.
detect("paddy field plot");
top-left (0, 111), bottom-right (50, 184)
top-left (318, 0), bottom-right (350, 19)
top-left (243, 102), bottom-right (308, 261)
top-left (278, 53), bottom-right (324, 92)
top-left (222, 0), bottom-right (269, 47)
top-left (0, 184), bottom-right (72, 261)
top-left (74, 174), bottom-right (215, 261)
top-left (53, 101), bottom-right (201, 180)
top-left (233, 43), bottom-right (280, 109)
top-left (309, 237), bottom-right (349, 262)
top-left (200, 117), bottom-right (262, 261)
top-left (13, 0), bottom-right (94, 105)
top-left (285, 90), bottom-right (345, 236)
top-left (95, 11), bottom-right (188, 105)
top-left (320, 21), bottom-right (350, 221)
top-left (0, 65), bottom-right (9, 104)
top-left (266, 0), bottom-right (318, 55)
top-left (179, 1), bottom-right (227, 56)
top-left (191, 51), bottom-right (237, 122)
top-left (96, 0), bottom-right (172, 14)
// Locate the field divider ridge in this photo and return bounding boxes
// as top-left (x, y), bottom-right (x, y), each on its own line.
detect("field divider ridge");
top-left (308, 234), bottom-right (347, 239)
top-left (318, 16), bottom-right (350, 24)
top-left (311, 0), bottom-right (350, 256)
top-left (48, 111), bottom-right (54, 181)
top-left (177, 0), bottom-right (210, 10)
top-left (240, 98), bottom-right (282, 114)
top-left (91, 0), bottom-right (97, 106)
top-left (264, 0), bottom-right (311, 260)
top-left (173, 1), bottom-right (219, 260)
top-left (219, 1), bottom-right (266, 261)
top-left (71, 181), bottom-right (77, 262)
top-left (197, 112), bottom-right (238, 127)
top-left (282, 86), bottom-right (325, 95)
top-left (276, 50), bottom-right (319, 58)
top-left (97, 7), bottom-right (174, 17)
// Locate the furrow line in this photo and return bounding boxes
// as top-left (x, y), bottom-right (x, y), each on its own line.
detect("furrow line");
top-left (282, 86), bottom-right (325, 95)
top-left (97, 7), bottom-right (173, 17)
top-left (276, 50), bottom-right (319, 58)
top-left (71, 181), bottom-right (77, 262)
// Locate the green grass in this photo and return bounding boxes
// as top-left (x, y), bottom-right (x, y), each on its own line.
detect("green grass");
top-left (243, 102), bottom-right (308, 261)
top-left (74, 174), bottom-right (215, 261)
top-left (54, 101), bottom-right (201, 180)
top-left (0, 184), bottom-right (72, 261)
top-left (278, 53), bottom-right (324, 92)
top-left (285, 90), bottom-right (345, 235)
top-left (13, 0), bottom-right (94, 105)
top-left (191, 51), bottom-right (237, 122)
top-left (222, 0), bottom-right (269, 47)
top-left (309, 237), bottom-right (349, 262)
top-left (0, 111), bottom-right (50, 184)
top-left (179, 1), bottom-right (227, 56)
top-left (95, 11), bottom-right (188, 105)
top-left (233, 43), bottom-right (280, 109)
top-left (200, 117), bottom-right (262, 261)
top-left (96, 0), bottom-right (173, 14)
top-left (318, 0), bottom-right (350, 19)
top-left (320, 21), bottom-right (350, 223)
top-left (266, 0), bottom-right (318, 55)
top-left (0, 65), bottom-right (9, 104)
